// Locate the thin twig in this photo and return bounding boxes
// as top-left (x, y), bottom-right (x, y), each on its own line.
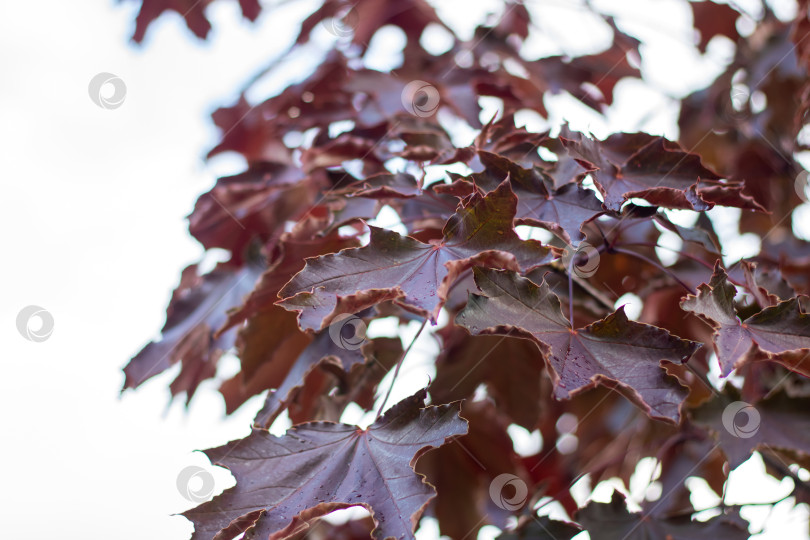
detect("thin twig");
top-left (617, 241), bottom-right (717, 270)
top-left (376, 318), bottom-right (429, 418)
top-left (611, 246), bottom-right (696, 294)
top-left (568, 255), bottom-right (576, 329)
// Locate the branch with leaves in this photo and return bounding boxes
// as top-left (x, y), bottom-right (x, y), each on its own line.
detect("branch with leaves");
top-left (121, 0), bottom-right (810, 538)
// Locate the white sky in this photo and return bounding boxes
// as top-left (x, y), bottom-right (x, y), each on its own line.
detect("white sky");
top-left (1, 0), bottom-right (808, 538)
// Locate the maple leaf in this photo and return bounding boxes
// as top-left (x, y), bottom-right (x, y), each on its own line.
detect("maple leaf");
top-left (680, 262), bottom-right (810, 377)
top-left (296, 0), bottom-right (449, 53)
top-left (131, 0), bottom-right (212, 43)
top-left (561, 128), bottom-right (765, 212)
top-left (188, 163), bottom-right (325, 257)
top-left (693, 388), bottom-right (810, 469)
top-left (182, 390), bottom-right (467, 540)
top-left (129, 0), bottom-right (260, 43)
top-left (577, 491), bottom-right (749, 539)
top-left (122, 262), bottom-right (262, 400)
top-left (740, 260), bottom-right (797, 308)
top-left (278, 180), bottom-right (553, 331)
top-left (472, 151), bottom-right (604, 243)
top-left (457, 268), bottom-right (700, 422)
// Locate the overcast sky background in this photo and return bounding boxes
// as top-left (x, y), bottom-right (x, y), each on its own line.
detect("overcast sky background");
top-left (1, 0), bottom-right (809, 538)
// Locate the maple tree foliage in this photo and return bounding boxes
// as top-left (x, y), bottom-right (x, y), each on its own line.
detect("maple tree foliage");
top-left (121, 0), bottom-right (810, 538)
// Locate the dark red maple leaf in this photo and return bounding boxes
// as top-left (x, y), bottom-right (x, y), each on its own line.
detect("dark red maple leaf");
top-left (471, 151), bottom-right (604, 243)
top-left (681, 262), bottom-right (810, 377)
top-left (188, 163), bottom-right (324, 257)
top-left (457, 267), bottom-right (700, 422)
top-left (123, 261), bottom-right (263, 400)
top-left (561, 127), bottom-right (765, 212)
top-left (129, 0), bottom-right (260, 43)
top-left (296, 0), bottom-right (449, 53)
top-left (278, 181), bottom-right (553, 331)
top-left (182, 390), bottom-right (467, 540)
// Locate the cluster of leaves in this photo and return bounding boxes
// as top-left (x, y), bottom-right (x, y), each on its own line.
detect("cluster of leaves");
top-left (123, 0), bottom-right (810, 538)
